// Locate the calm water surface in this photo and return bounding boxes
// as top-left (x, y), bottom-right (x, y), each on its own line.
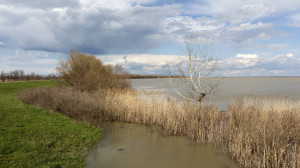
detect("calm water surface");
top-left (86, 123), bottom-right (240, 168)
top-left (131, 77), bottom-right (300, 109)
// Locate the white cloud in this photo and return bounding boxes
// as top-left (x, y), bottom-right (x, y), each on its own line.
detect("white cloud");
top-left (98, 54), bottom-right (183, 75)
top-left (164, 17), bottom-right (278, 45)
top-left (96, 53), bottom-right (300, 76)
top-left (224, 22), bottom-right (279, 45)
top-left (228, 22), bottom-right (272, 32)
top-left (1, 49), bottom-right (299, 76)
top-left (79, 0), bottom-right (156, 10)
top-left (164, 16), bottom-right (224, 33)
top-left (287, 13), bottom-right (300, 27)
top-left (286, 53), bottom-right (294, 58)
top-left (183, 0), bottom-right (300, 24)
top-left (100, 54), bottom-right (182, 65)
top-left (236, 54), bottom-right (258, 59)
top-left (163, 0), bottom-right (299, 45)
top-left (0, 50), bottom-right (62, 74)
top-left (220, 53), bottom-right (300, 76)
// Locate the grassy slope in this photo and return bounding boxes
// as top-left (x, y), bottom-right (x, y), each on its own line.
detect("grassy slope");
top-left (0, 81), bottom-right (101, 168)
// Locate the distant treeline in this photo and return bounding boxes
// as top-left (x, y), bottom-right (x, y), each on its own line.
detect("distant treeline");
top-left (129, 74), bottom-right (180, 79)
top-left (0, 70), bottom-right (58, 82)
top-left (0, 70), bottom-right (179, 82)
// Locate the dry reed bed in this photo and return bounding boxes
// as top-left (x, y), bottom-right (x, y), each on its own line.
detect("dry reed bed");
top-left (18, 87), bottom-right (300, 168)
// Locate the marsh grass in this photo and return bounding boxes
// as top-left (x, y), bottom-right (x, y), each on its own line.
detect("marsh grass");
top-left (19, 87), bottom-right (300, 168)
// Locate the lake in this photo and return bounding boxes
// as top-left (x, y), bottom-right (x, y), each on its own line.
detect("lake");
top-left (131, 77), bottom-right (300, 109)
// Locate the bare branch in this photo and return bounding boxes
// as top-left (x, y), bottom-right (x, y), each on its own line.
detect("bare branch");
top-left (168, 38), bottom-right (222, 103)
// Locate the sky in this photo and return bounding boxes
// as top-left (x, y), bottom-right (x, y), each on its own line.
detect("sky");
top-left (0, 0), bottom-right (300, 76)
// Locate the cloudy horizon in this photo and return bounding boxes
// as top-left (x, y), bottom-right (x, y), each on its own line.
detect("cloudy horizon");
top-left (1, 0), bottom-right (300, 76)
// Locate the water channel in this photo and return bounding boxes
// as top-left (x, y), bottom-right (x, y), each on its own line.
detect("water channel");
top-left (86, 123), bottom-right (240, 168)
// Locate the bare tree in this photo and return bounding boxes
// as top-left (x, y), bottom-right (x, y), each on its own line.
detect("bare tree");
top-left (19, 70), bottom-right (24, 80)
top-left (168, 40), bottom-right (220, 102)
top-left (110, 64), bottom-right (132, 89)
top-left (1, 71), bottom-right (5, 82)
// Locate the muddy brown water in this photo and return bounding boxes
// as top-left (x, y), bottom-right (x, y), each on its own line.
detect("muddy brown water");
top-left (86, 123), bottom-right (240, 168)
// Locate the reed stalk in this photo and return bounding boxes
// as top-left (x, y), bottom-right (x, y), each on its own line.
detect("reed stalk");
top-left (18, 87), bottom-right (300, 167)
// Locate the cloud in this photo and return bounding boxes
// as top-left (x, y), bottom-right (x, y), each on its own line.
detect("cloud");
top-left (236, 54), bottom-right (258, 59)
top-left (182, 0), bottom-right (300, 24)
top-left (0, 0), bottom-right (80, 9)
top-left (220, 53), bottom-right (300, 76)
top-left (2, 49), bottom-right (299, 77)
top-left (257, 43), bottom-right (289, 49)
top-left (224, 22), bottom-right (279, 45)
top-left (0, 0), bottom-right (299, 55)
top-left (285, 53), bottom-right (294, 58)
top-left (98, 54), bottom-right (183, 75)
top-left (0, 49), bottom-right (62, 74)
top-left (163, 0), bottom-right (298, 45)
top-left (0, 1), bottom-right (179, 54)
top-left (0, 0), bottom-right (299, 54)
top-left (96, 53), bottom-right (300, 76)
top-left (165, 18), bottom-right (278, 45)
top-left (287, 13), bottom-right (300, 27)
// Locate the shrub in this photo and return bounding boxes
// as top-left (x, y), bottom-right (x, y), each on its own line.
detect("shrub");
top-left (56, 50), bottom-right (130, 91)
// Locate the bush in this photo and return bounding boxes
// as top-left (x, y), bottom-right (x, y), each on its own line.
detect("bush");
top-left (56, 50), bottom-right (130, 91)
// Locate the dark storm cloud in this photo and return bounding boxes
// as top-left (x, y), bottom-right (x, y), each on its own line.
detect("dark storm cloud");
top-left (0, 0), bottom-right (79, 9)
top-left (0, 1), bottom-right (178, 54)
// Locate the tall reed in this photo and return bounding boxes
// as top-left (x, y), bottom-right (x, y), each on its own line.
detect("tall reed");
top-left (18, 87), bottom-right (300, 167)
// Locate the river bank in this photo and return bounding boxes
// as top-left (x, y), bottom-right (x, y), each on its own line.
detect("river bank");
top-left (0, 81), bottom-right (101, 168)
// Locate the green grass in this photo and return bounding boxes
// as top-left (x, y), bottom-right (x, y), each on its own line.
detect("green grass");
top-left (0, 81), bottom-right (102, 168)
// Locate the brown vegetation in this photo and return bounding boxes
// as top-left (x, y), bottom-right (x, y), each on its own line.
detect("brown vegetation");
top-left (56, 50), bottom-right (130, 91)
top-left (18, 87), bottom-right (300, 168)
